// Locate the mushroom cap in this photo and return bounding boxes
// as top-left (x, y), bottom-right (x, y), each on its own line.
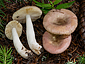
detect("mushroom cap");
top-left (5, 20), bottom-right (22, 40)
top-left (12, 6), bottom-right (42, 23)
top-left (43, 31), bottom-right (71, 54)
top-left (43, 9), bottom-right (78, 35)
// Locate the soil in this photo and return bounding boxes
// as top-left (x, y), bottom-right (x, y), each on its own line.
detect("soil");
top-left (0, 0), bottom-right (85, 64)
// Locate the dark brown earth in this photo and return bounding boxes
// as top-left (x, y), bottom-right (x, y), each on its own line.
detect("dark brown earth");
top-left (0, 0), bottom-right (85, 64)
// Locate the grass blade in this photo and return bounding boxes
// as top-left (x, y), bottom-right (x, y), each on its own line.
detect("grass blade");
top-left (0, 32), bottom-right (4, 37)
top-left (0, 10), bottom-right (6, 16)
top-left (53, 0), bottom-right (62, 5)
top-left (48, 0), bottom-right (53, 4)
top-left (0, 0), bottom-right (6, 8)
top-left (0, 15), bottom-right (5, 19)
top-left (56, 1), bottom-right (75, 9)
top-left (35, 3), bottom-right (52, 9)
top-left (33, 0), bottom-right (52, 9)
top-left (0, 24), bottom-right (4, 29)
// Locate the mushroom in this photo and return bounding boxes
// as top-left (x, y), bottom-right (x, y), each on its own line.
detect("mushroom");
top-left (12, 6), bottom-right (42, 55)
top-left (43, 9), bottom-right (78, 54)
top-left (43, 31), bottom-right (71, 54)
top-left (5, 20), bottom-right (33, 59)
top-left (12, 6), bottom-right (42, 23)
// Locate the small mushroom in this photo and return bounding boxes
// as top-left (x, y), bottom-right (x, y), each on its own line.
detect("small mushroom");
top-left (43, 9), bottom-right (78, 54)
top-left (12, 6), bottom-right (42, 55)
top-left (5, 20), bottom-right (33, 59)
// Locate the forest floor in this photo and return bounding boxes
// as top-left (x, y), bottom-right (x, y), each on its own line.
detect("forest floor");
top-left (0, 0), bottom-right (85, 64)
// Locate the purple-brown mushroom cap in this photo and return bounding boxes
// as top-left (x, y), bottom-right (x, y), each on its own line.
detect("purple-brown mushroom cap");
top-left (43, 31), bottom-right (71, 54)
top-left (43, 9), bottom-right (78, 35)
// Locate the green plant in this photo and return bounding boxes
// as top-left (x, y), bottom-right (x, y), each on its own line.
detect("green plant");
top-left (41, 53), bottom-right (49, 61)
top-left (41, 56), bottom-right (47, 61)
top-left (77, 54), bottom-right (85, 64)
top-left (0, 9), bottom-right (6, 37)
top-left (0, 0), bottom-right (7, 37)
top-left (0, 0), bottom-right (11, 8)
top-left (0, 45), bottom-right (14, 64)
top-left (0, 0), bottom-right (6, 9)
top-left (0, 9), bottom-right (6, 18)
top-left (0, 19), bottom-right (5, 37)
top-left (65, 60), bottom-right (76, 64)
top-left (33, 0), bottom-right (75, 14)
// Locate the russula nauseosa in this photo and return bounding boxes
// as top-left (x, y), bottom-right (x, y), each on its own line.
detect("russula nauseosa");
top-left (5, 20), bottom-right (33, 59)
top-left (12, 6), bottom-right (42, 55)
top-left (43, 31), bottom-right (71, 54)
top-left (43, 9), bottom-right (78, 54)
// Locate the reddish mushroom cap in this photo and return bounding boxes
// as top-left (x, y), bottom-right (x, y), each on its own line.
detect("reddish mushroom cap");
top-left (43, 9), bottom-right (78, 35)
top-left (43, 31), bottom-right (71, 54)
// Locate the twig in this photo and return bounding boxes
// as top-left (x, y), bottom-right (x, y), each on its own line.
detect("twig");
top-left (70, 46), bottom-right (78, 53)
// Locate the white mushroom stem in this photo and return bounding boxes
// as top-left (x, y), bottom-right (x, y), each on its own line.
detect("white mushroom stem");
top-left (26, 15), bottom-right (42, 55)
top-left (12, 28), bottom-right (32, 59)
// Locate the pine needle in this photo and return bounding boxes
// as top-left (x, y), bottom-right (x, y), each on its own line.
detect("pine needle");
top-left (0, 45), bottom-right (14, 64)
